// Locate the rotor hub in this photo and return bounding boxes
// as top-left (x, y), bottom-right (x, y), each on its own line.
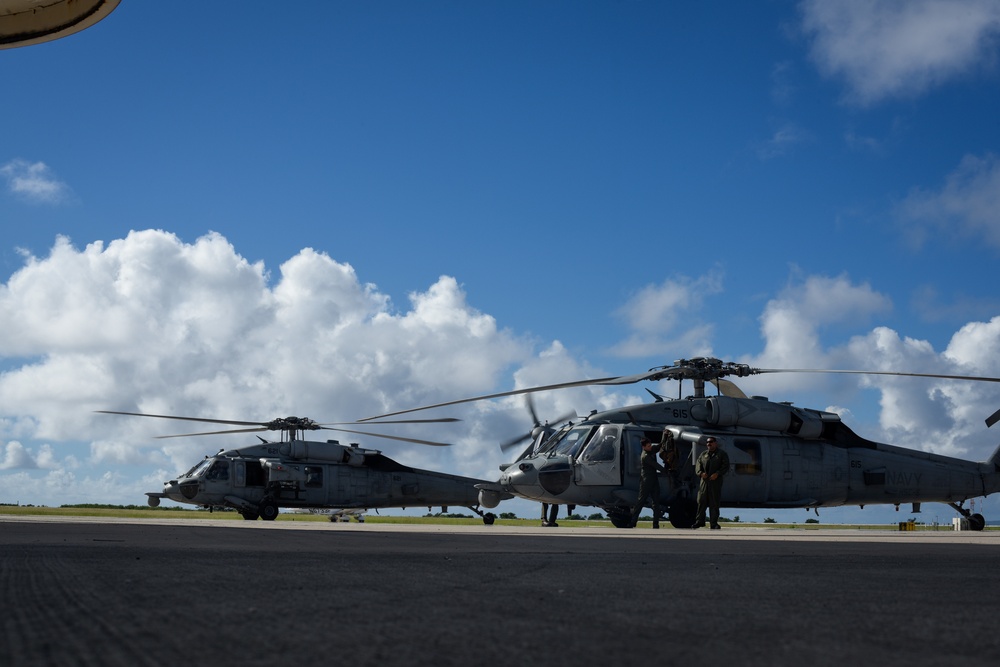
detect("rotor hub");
top-left (265, 416), bottom-right (321, 431)
top-left (657, 357), bottom-right (757, 382)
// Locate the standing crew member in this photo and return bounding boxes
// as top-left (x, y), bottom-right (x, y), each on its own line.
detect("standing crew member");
top-left (694, 436), bottom-right (729, 530)
top-left (541, 502), bottom-right (559, 527)
top-left (629, 438), bottom-right (665, 528)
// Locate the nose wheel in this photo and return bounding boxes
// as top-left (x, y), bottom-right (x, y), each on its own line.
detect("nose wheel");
top-left (466, 506), bottom-right (496, 525)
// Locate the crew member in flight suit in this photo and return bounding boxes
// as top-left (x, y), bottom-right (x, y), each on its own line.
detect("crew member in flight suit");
top-left (629, 438), bottom-right (665, 528)
top-left (541, 502), bottom-right (559, 527)
top-left (694, 436), bottom-right (730, 529)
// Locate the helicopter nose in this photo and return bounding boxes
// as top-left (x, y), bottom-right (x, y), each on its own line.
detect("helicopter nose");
top-left (536, 460), bottom-right (572, 495)
top-left (501, 461), bottom-right (543, 498)
top-left (178, 480), bottom-right (200, 500)
top-left (160, 480), bottom-right (186, 503)
top-left (502, 457), bottom-right (574, 499)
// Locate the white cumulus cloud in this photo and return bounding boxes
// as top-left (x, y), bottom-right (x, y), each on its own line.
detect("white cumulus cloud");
top-left (800, 0), bottom-right (1000, 106)
top-left (608, 269), bottom-right (723, 358)
top-left (0, 229), bottom-right (530, 483)
top-left (1, 159), bottom-right (71, 203)
top-left (896, 153), bottom-right (1000, 250)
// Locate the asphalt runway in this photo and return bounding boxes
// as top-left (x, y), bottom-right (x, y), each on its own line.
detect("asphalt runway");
top-left (2, 517), bottom-right (998, 667)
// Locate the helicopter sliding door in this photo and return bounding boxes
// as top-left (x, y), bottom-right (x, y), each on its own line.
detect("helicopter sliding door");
top-left (575, 424), bottom-right (622, 486)
top-left (233, 460), bottom-right (266, 490)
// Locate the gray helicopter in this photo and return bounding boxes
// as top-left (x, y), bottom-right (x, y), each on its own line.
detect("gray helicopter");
top-left (97, 411), bottom-right (509, 523)
top-left (362, 358), bottom-right (1000, 530)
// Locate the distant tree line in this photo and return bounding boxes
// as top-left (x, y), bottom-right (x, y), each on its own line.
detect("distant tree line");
top-left (59, 504), bottom-right (207, 511)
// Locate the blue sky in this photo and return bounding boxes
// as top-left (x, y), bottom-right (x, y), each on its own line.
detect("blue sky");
top-left (2, 1), bottom-right (1000, 524)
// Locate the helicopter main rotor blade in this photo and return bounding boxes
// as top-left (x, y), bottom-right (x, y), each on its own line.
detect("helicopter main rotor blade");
top-left (548, 410), bottom-right (581, 428)
top-left (154, 427), bottom-right (269, 439)
top-left (755, 368), bottom-right (1000, 428)
top-left (499, 432), bottom-right (531, 452)
top-left (99, 410), bottom-right (461, 440)
top-left (320, 417), bottom-right (461, 426)
top-left (99, 411), bottom-right (459, 428)
top-left (95, 410), bottom-right (266, 428)
top-left (594, 370), bottom-right (664, 385)
top-left (499, 397), bottom-right (542, 452)
top-left (526, 395), bottom-right (541, 427)
top-left (359, 377), bottom-right (618, 421)
top-left (320, 426), bottom-right (452, 447)
top-left (360, 361), bottom-right (1000, 425)
top-left (754, 368), bottom-right (1000, 384)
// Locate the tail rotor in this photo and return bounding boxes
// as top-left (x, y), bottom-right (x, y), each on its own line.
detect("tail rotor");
top-left (499, 396), bottom-right (576, 453)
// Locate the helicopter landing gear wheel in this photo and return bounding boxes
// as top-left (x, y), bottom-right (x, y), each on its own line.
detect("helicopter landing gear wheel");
top-left (607, 508), bottom-right (632, 528)
top-left (969, 513), bottom-right (986, 531)
top-left (668, 497), bottom-right (698, 529)
top-left (240, 509), bottom-right (260, 521)
top-left (465, 506), bottom-right (496, 526)
top-left (258, 499), bottom-right (279, 521)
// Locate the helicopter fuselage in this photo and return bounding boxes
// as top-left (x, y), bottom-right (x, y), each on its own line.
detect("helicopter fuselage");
top-left (148, 438), bottom-right (499, 522)
top-left (488, 395), bottom-right (1000, 529)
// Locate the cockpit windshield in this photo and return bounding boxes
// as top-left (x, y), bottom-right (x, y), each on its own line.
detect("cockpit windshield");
top-left (533, 425), bottom-right (570, 456)
top-left (550, 425), bottom-right (595, 457)
top-left (183, 458), bottom-right (214, 479)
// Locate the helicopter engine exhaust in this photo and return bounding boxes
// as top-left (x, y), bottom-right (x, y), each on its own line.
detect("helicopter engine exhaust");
top-left (705, 396), bottom-right (838, 439)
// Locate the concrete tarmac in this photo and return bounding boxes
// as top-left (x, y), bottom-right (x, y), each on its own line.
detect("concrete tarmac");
top-left (2, 516), bottom-right (998, 667)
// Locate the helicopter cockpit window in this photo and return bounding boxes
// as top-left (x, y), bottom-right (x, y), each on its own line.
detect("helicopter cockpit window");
top-left (579, 425), bottom-right (619, 463)
top-left (733, 439), bottom-right (762, 475)
top-left (205, 459), bottom-right (230, 481)
top-left (534, 426), bottom-right (569, 456)
top-left (551, 425), bottom-right (595, 458)
top-left (185, 458), bottom-right (214, 479)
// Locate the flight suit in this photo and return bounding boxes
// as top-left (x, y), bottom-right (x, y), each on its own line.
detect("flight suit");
top-left (695, 445), bottom-right (730, 528)
top-left (629, 445), bottom-right (665, 528)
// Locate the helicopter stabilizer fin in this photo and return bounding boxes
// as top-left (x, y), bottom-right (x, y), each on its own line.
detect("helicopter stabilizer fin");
top-left (987, 442), bottom-right (1000, 470)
